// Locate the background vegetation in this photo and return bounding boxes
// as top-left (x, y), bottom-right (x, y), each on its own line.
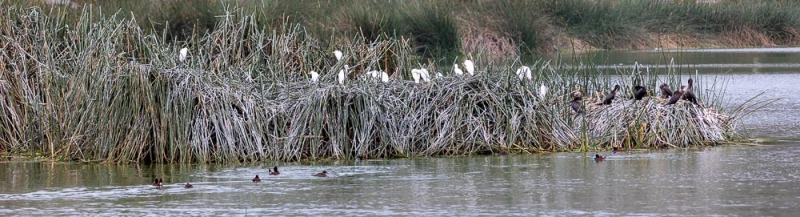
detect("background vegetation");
top-left (10, 0), bottom-right (800, 59)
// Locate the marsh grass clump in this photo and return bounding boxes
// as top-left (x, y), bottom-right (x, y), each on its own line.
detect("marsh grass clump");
top-left (0, 6), bottom-right (755, 163)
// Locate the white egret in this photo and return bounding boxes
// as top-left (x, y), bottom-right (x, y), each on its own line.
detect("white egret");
top-left (463, 60), bottom-right (475, 76)
top-left (179, 47), bottom-right (189, 62)
top-left (411, 69), bottom-right (422, 83)
top-left (310, 71), bottom-right (320, 83)
top-left (334, 50), bottom-right (343, 61)
top-left (380, 71), bottom-right (389, 83)
top-left (366, 70), bottom-right (380, 80)
top-left (539, 84), bottom-right (548, 98)
top-left (338, 65), bottom-right (349, 85)
top-left (516, 66), bottom-right (532, 81)
top-left (453, 64), bottom-right (464, 76)
top-left (435, 72), bottom-right (443, 78)
top-left (419, 68), bottom-right (430, 83)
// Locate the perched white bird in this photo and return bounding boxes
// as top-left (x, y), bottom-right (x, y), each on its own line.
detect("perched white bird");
top-left (366, 70), bottom-right (380, 79)
top-left (539, 84), bottom-right (548, 98)
top-left (310, 71), bottom-right (320, 83)
top-left (419, 68), bottom-right (430, 83)
top-left (435, 72), bottom-right (443, 78)
top-left (463, 60), bottom-right (475, 76)
top-left (453, 64), bottom-right (464, 76)
top-left (411, 69), bottom-right (422, 83)
top-left (179, 47), bottom-right (189, 62)
top-left (380, 71), bottom-right (389, 83)
top-left (338, 65), bottom-right (349, 85)
top-left (334, 50), bottom-right (343, 61)
top-left (516, 66), bottom-right (532, 81)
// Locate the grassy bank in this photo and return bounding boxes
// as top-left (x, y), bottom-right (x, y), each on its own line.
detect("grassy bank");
top-left (0, 5), bottom-right (757, 164)
top-left (11, 0), bottom-right (800, 59)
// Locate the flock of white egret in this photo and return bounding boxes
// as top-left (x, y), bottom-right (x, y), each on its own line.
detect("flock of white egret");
top-left (176, 48), bottom-right (547, 96)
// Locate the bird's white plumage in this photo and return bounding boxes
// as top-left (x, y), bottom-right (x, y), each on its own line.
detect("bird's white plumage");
top-left (453, 64), bottom-right (463, 76)
top-left (516, 66), bottom-right (531, 81)
top-left (411, 69), bottom-right (421, 83)
top-left (310, 71), bottom-right (320, 83)
top-left (381, 71), bottom-right (389, 83)
top-left (334, 50), bottom-right (343, 61)
top-left (539, 84), bottom-right (548, 98)
top-left (338, 65), bottom-right (348, 85)
top-left (179, 47), bottom-right (188, 62)
top-left (463, 60), bottom-right (474, 76)
top-left (419, 68), bottom-right (430, 83)
top-left (435, 72), bottom-right (443, 78)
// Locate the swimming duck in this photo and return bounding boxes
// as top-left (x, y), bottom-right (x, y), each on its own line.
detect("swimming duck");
top-left (152, 178), bottom-right (163, 188)
top-left (269, 166), bottom-right (280, 176)
top-left (633, 85), bottom-right (647, 100)
top-left (612, 147), bottom-right (623, 154)
top-left (665, 86), bottom-right (684, 105)
top-left (659, 83), bottom-right (673, 99)
top-left (597, 85), bottom-right (620, 105)
top-left (184, 183), bottom-right (193, 189)
top-left (594, 154), bottom-right (605, 161)
top-left (313, 171), bottom-right (328, 177)
top-left (252, 175), bottom-right (261, 183)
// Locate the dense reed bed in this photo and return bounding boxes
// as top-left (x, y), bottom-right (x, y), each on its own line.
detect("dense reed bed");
top-left (0, 6), bottom-right (751, 163)
top-left (12, 0), bottom-right (800, 57)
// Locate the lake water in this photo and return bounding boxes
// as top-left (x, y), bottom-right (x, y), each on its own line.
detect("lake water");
top-left (1, 48), bottom-right (799, 216)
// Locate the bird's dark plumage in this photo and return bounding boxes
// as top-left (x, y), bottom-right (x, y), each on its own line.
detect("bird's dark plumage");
top-left (598, 85), bottom-right (620, 105)
top-left (682, 79), bottom-right (698, 105)
top-left (633, 85), bottom-right (647, 100)
top-left (665, 86), bottom-right (684, 105)
top-left (659, 83), bottom-right (672, 99)
top-left (570, 96), bottom-right (583, 114)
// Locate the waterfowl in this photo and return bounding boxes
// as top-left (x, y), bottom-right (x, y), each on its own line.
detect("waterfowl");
top-left (598, 85), bottom-right (620, 105)
top-left (464, 59), bottom-right (475, 76)
top-left (152, 178), bottom-right (163, 187)
top-left (453, 64), bottom-right (464, 76)
top-left (570, 94), bottom-right (583, 114)
top-left (594, 154), bottom-right (605, 161)
top-left (184, 183), bottom-right (193, 189)
top-left (682, 79), bottom-right (698, 105)
top-left (612, 147), bottom-right (623, 154)
top-left (659, 83), bottom-right (673, 99)
top-left (633, 85), bottom-right (647, 100)
top-left (313, 171), bottom-right (328, 177)
top-left (269, 166), bottom-right (280, 176)
top-left (252, 175), bottom-right (261, 183)
top-left (665, 86), bottom-right (685, 105)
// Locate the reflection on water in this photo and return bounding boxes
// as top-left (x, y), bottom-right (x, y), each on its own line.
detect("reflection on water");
top-left (1, 48), bottom-right (799, 215)
top-left (2, 144), bottom-right (800, 216)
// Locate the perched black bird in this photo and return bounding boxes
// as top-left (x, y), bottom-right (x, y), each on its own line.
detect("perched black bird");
top-left (682, 79), bottom-right (698, 105)
top-left (570, 95), bottom-right (583, 114)
top-left (598, 85), bottom-right (620, 105)
top-left (659, 83), bottom-right (673, 99)
top-left (633, 85), bottom-right (647, 100)
top-left (665, 86), bottom-right (685, 105)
